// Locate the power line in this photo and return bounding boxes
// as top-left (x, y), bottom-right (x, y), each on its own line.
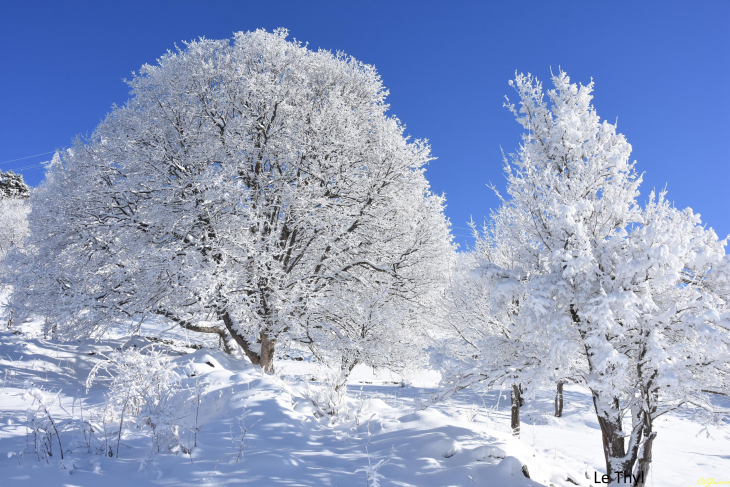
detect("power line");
top-left (6, 162), bottom-right (48, 172)
top-left (0, 151), bottom-right (56, 166)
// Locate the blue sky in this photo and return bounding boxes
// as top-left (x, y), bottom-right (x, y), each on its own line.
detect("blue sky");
top-left (1, 1), bottom-right (728, 248)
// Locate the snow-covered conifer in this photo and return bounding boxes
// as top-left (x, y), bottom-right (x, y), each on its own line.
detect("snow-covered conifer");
top-left (0, 171), bottom-right (30, 200)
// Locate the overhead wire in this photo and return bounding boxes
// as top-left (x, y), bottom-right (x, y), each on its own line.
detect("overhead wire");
top-left (0, 151), bottom-right (56, 166)
top-left (11, 162), bottom-right (49, 172)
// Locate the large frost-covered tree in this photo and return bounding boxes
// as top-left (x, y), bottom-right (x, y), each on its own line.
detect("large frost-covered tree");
top-left (10, 29), bottom-right (453, 372)
top-left (439, 71), bottom-right (730, 485)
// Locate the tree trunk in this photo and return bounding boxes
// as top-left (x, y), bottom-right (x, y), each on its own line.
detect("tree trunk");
top-left (555, 380), bottom-right (564, 417)
top-left (219, 311), bottom-right (261, 366)
top-left (510, 384), bottom-right (521, 437)
top-left (592, 395), bottom-right (631, 485)
top-left (155, 308), bottom-right (234, 354)
top-left (335, 355), bottom-right (359, 394)
top-left (259, 333), bottom-right (276, 374)
top-left (219, 311), bottom-right (277, 373)
top-left (633, 413), bottom-right (655, 487)
top-left (6, 308), bottom-right (14, 329)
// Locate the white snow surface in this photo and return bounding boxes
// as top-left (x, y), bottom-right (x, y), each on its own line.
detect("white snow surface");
top-left (0, 320), bottom-right (727, 487)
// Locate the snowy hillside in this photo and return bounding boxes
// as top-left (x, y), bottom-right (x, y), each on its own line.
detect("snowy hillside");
top-left (0, 321), bottom-right (726, 487)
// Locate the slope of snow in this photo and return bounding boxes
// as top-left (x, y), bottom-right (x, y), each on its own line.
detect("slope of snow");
top-left (0, 323), bottom-right (727, 486)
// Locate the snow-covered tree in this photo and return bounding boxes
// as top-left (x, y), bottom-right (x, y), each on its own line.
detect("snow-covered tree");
top-left (0, 170), bottom-right (30, 328)
top-left (0, 170), bottom-right (31, 200)
top-left (10, 29), bottom-right (453, 373)
top-left (439, 71), bottom-right (730, 485)
top-left (0, 198), bottom-right (29, 263)
top-left (437, 210), bottom-right (557, 436)
top-left (0, 170), bottom-right (30, 271)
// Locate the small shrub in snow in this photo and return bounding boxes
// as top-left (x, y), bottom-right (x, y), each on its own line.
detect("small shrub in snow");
top-left (303, 367), bottom-right (350, 419)
top-left (87, 346), bottom-right (183, 457)
top-left (215, 409), bottom-right (260, 465)
top-left (464, 404), bottom-right (479, 423)
top-left (184, 371), bottom-right (208, 451)
top-left (355, 447), bottom-right (389, 487)
top-left (22, 382), bottom-right (64, 462)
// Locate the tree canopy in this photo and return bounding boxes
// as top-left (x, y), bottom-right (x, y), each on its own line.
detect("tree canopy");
top-left (10, 29), bottom-right (453, 372)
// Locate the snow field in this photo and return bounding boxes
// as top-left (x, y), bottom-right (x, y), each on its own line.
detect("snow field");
top-left (0, 322), bottom-right (727, 486)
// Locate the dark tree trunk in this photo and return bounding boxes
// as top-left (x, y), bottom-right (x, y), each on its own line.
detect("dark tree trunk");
top-left (510, 384), bottom-right (521, 437)
top-left (592, 395), bottom-right (631, 484)
top-left (555, 380), bottom-right (564, 417)
top-left (219, 311), bottom-right (261, 366)
top-left (219, 311), bottom-right (277, 373)
top-left (632, 353), bottom-right (658, 487)
top-left (633, 412), bottom-right (656, 487)
top-left (575, 307), bottom-right (652, 485)
top-left (155, 308), bottom-right (234, 354)
top-left (6, 308), bottom-right (14, 329)
top-left (259, 333), bottom-right (276, 374)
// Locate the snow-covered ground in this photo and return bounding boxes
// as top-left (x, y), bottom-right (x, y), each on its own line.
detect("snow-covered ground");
top-left (0, 321), bottom-right (727, 486)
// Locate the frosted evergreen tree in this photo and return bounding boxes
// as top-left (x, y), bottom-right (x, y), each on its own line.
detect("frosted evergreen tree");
top-left (0, 171), bottom-right (30, 200)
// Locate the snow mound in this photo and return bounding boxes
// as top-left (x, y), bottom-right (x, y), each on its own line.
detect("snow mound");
top-left (360, 397), bottom-right (395, 414)
top-left (426, 437), bottom-right (463, 458)
top-left (472, 445), bottom-right (506, 461)
top-left (292, 399), bottom-right (318, 417)
top-left (497, 456), bottom-right (529, 478)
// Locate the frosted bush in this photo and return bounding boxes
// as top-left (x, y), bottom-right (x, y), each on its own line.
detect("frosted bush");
top-left (22, 383), bottom-right (64, 463)
top-left (87, 346), bottom-right (183, 457)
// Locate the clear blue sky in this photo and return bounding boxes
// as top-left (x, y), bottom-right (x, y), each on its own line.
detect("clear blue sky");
top-left (1, 1), bottom-right (728, 248)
